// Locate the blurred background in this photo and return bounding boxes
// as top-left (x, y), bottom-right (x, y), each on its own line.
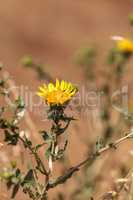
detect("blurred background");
top-left (0, 0), bottom-right (133, 199)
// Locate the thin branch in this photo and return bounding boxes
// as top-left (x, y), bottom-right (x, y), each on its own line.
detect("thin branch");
top-left (76, 131), bottom-right (133, 169)
top-left (46, 131), bottom-right (133, 191)
top-left (18, 136), bottom-right (48, 176)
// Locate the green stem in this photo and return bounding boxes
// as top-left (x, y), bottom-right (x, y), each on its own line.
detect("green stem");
top-left (18, 136), bottom-right (48, 176)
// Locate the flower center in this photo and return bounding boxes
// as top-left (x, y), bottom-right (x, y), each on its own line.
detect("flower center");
top-left (46, 90), bottom-right (70, 104)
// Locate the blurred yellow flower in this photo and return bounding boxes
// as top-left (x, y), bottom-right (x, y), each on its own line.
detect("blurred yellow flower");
top-left (37, 79), bottom-right (78, 105)
top-left (112, 36), bottom-right (133, 53)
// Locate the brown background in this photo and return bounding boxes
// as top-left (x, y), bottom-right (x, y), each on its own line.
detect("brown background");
top-left (0, 0), bottom-right (133, 199)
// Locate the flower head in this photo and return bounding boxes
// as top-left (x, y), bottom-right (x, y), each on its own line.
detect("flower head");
top-left (112, 36), bottom-right (133, 53)
top-left (37, 79), bottom-right (78, 105)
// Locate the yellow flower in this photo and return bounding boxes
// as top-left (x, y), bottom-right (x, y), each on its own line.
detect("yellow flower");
top-left (112, 36), bottom-right (133, 53)
top-left (37, 79), bottom-right (78, 105)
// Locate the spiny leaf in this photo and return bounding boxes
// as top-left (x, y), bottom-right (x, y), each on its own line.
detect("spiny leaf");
top-left (22, 169), bottom-right (35, 187)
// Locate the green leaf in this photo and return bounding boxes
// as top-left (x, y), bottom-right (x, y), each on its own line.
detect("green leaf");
top-left (95, 138), bottom-right (105, 152)
top-left (4, 130), bottom-right (19, 145)
top-left (23, 135), bottom-right (32, 148)
top-left (11, 177), bottom-right (19, 184)
top-left (22, 169), bottom-right (35, 187)
top-left (40, 131), bottom-right (52, 142)
top-left (0, 119), bottom-right (9, 128)
top-left (45, 147), bottom-right (51, 159)
top-left (11, 184), bottom-right (20, 198)
top-left (33, 143), bottom-right (45, 153)
top-left (15, 96), bottom-right (25, 109)
top-left (15, 169), bottom-right (21, 177)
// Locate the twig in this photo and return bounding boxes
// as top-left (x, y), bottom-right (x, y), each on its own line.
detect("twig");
top-left (46, 131), bottom-right (133, 191)
top-left (76, 131), bottom-right (133, 169)
top-left (18, 136), bottom-right (48, 176)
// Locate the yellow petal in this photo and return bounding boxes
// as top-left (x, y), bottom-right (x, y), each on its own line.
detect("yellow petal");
top-left (48, 83), bottom-right (55, 92)
top-left (69, 89), bottom-right (77, 96)
top-left (39, 86), bottom-right (46, 93)
top-left (37, 79), bottom-right (78, 105)
top-left (37, 92), bottom-right (45, 97)
top-left (61, 80), bottom-right (65, 90)
top-left (66, 83), bottom-right (73, 93)
top-left (56, 79), bottom-right (60, 89)
top-left (64, 81), bottom-right (68, 90)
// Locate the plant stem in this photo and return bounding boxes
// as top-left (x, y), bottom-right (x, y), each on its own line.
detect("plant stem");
top-left (75, 131), bottom-right (133, 169)
top-left (46, 131), bottom-right (133, 191)
top-left (18, 136), bottom-right (48, 176)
